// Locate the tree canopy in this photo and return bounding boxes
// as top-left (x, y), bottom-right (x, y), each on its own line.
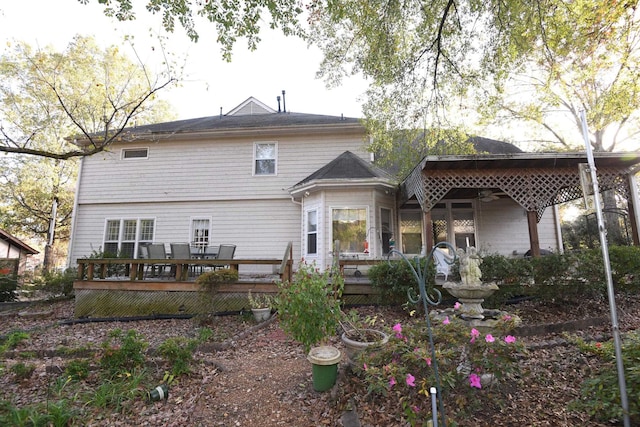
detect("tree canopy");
top-left (0, 35), bottom-right (176, 160)
top-left (0, 36), bottom-right (176, 269)
top-left (80, 0), bottom-right (305, 61)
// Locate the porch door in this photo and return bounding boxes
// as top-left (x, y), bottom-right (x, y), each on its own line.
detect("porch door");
top-left (430, 202), bottom-right (477, 251)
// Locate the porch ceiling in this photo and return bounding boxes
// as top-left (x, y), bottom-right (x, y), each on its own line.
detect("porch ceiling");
top-left (400, 152), bottom-right (640, 221)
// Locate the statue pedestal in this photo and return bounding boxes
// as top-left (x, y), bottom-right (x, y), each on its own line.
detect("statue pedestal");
top-left (442, 281), bottom-right (500, 320)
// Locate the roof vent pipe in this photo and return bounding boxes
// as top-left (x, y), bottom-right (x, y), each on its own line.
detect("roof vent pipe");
top-left (220, 107), bottom-right (222, 118)
top-left (277, 96), bottom-right (281, 113)
top-left (282, 90), bottom-right (286, 113)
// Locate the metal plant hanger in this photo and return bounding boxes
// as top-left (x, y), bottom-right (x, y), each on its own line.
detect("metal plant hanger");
top-left (389, 241), bottom-right (456, 427)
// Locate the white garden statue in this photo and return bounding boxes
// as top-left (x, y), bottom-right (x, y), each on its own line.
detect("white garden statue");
top-left (456, 246), bottom-right (483, 285)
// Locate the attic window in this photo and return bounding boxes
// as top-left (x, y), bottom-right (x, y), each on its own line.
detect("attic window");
top-left (122, 148), bottom-right (148, 160)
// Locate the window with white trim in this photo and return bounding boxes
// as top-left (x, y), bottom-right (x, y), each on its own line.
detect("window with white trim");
top-left (254, 142), bottom-right (277, 175)
top-left (332, 208), bottom-right (367, 253)
top-left (122, 148), bottom-right (148, 159)
top-left (103, 218), bottom-right (155, 258)
top-left (306, 210), bottom-right (318, 255)
top-left (190, 218), bottom-right (211, 249)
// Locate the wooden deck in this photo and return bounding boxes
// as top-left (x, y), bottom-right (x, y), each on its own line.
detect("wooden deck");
top-left (72, 254), bottom-right (383, 317)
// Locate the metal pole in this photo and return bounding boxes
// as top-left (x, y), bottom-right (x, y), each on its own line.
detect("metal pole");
top-left (430, 386), bottom-right (439, 427)
top-left (580, 110), bottom-right (630, 427)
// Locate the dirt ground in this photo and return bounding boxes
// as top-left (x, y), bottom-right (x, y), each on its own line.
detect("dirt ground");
top-left (1, 293), bottom-right (639, 426)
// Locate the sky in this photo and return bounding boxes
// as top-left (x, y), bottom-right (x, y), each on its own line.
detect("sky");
top-left (0, 1), bottom-right (369, 120)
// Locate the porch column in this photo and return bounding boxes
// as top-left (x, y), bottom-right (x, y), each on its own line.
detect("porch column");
top-left (526, 210), bottom-right (541, 257)
top-left (424, 210), bottom-right (434, 253)
top-left (628, 174), bottom-right (640, 246)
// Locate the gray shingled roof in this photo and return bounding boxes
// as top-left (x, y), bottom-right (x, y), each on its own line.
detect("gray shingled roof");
top-left (295, 151), bottom-right (394, 187)
top-left (124, 112), bottom-right (361, 135)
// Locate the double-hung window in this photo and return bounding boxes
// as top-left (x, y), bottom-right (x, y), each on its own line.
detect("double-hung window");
top-left (306, 210), bottom-right (318, 255)
top-left (103, 218), bottom-right (155, 258)
top-left (254, 142), bottom-right (277, 175)
top-left (191, 218), bottom-right (211, 249)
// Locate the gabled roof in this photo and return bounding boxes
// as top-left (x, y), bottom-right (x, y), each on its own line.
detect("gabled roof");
top-left (226, 97), bottom-right (276, 116)
top-left (115, 97), bottom-right (361, 139)
top-left (296, 151), bottom-right (394, 186)
top-left (0, 229), bottom-right (38, 255)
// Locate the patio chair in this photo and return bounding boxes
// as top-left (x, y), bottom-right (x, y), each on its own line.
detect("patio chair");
top-left (212, 244), bottom-right (236, 270)
top-left (146, 243), bottom-right (170, 277)
top-left (433, 247), bottom-right (454, 282)
top-left (171, 243), bottom-right (193, 278)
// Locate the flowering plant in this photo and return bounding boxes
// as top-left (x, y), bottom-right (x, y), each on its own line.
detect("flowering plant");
top-left (356, 312), bottom-right (524, 424)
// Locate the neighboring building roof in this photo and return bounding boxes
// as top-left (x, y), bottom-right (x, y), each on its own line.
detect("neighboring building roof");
top-left (468, 136), bottom-right (523, 154)
top-left (0, 229), bottom-right (39, 255)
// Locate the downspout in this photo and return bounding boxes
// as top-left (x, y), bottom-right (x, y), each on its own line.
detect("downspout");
top-left (66, 156), bottom-right (84, 269)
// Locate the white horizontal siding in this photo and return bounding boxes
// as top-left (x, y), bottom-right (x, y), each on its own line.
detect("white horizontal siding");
top-left (476, 199), bottom-right (559, 256)
top-left (69, 199), bottom-right (301, 266)
top-left (77, 134), bottom-right (369, 204)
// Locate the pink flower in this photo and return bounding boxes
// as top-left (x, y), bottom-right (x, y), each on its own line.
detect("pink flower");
top-left (485, 334), bottom-right (495, 343)
top-left (442, 316), bottom-right (450, 325)
top-left (406, 373), bottom-right (416, 387)
top-left (363, 363), bottom-right (368, 371)
top-left (502, 314), bottom-right (512, 321)
top-left (504, 335), bottom-right (517, 344)
top-left (469, 373), bottom-right (482, 389)
top-left (389, 376), bottom-right (396, 388)
top-left (425, 357), bottom-right (432, 367)
top-left (393, 323), bottom-right (403, 339)
top-left (412, 405), bottom-right (420, 413)
top-left (470, 328), bottom-right (480, 343)
top-left (454, 302), bottom-right (461, 310)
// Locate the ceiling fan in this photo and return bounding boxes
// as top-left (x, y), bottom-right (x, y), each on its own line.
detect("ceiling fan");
top-left (478, 189), bottom-right (506, 202)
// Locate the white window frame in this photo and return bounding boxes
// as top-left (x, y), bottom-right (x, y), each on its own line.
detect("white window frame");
top-left (102, 218), bottom-right (156, 258)
top-left (190, 217), bottom-right (212, 248)
top-left (306, 209), bottom-right (318, 256)
top-left (253, 142), bottom-right (277, 176)
top-left (121, 147), bottom-right (149, 160)
top-left (330, 206), bottom-right (369, 255)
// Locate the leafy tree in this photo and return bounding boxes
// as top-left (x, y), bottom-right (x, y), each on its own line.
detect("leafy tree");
top-left (478, 0), bottom-right (640, 153)
top-left (0, 36), bottom-right (176, 270)
top-left (80, 0), bottom-right (305, 60)
top-left (0, 35), bottom-right (176, 160)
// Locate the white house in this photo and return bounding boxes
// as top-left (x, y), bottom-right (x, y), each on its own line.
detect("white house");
top-left (67, 96), bottom-right (640, 273)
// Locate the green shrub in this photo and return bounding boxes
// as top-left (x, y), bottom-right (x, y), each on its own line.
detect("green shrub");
top-left (368, 258), bottom-right (434, 305)
top-left (195, 268), bottom-right (239, 294)
top-left (0, 273), bottom-right (17, 302)
top-left (65, 359), bottom-right (90, 381)
top-left (99, 329), bottom-right (148, 379)
top-left (0, 331), bottom-right (30, 356)
top-left (276, 263), bottom-right (343, 352)
top-left (32, 268), bottom-right (77, 298)
top-left (570, 331), bottom-right (640, 424)
top-left (608, 245), bottom-right (640, 292)
top-left (158, 337), bottom-right (198, 376)
top-left (10, 362), bottom-right (36, 380)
